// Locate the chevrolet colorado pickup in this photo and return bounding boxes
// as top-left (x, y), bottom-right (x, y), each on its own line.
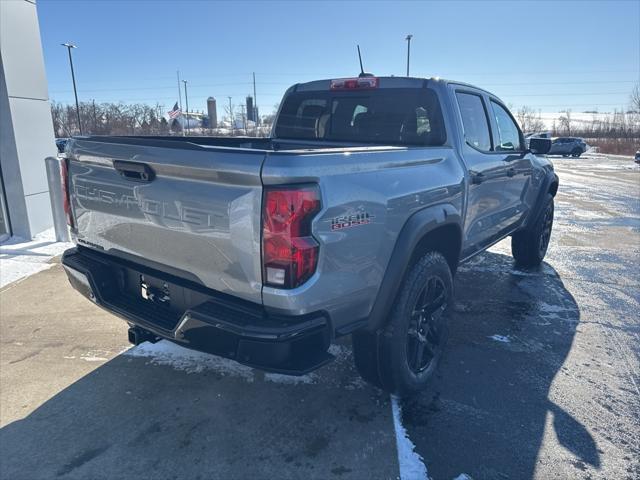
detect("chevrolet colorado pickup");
top-left (61, 76), bottom-right (557, 396)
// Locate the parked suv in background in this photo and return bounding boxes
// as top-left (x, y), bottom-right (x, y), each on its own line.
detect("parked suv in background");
top-left (61, 76), bottom-right (556, 396)
top-left (55, 138), bottom-right (68, 154)
top-left (548, 137), bottom-right (587, 157)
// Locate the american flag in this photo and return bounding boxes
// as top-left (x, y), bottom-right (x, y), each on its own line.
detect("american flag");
top-left (168, 102), bottom-right (182, 119)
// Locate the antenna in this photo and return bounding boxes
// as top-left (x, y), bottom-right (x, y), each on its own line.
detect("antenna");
top-left (357, 45), bottom-right (365, 77)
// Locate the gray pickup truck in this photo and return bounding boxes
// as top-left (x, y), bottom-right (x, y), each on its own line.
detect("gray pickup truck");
top-left (61, 75), bottom-right (557, 396)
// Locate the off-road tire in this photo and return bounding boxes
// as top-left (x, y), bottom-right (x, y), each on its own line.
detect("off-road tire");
top-left (511, 193), bottom-right (554, 267)
top-left (352, 251), bottom-right (453, 397)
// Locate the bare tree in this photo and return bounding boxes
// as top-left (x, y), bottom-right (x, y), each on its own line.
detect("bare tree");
top-left (50, 101), bottom-right (71, 137)
top-left (558, 110), bottom-right (572, 135)
top-left (516, 105), bottom-right (546, 133)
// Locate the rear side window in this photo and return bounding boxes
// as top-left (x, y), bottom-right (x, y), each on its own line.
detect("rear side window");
top-left (456, 92), bottom-right (491, 151)
top-left (490, 101), bottom-right (522, 151)
top-left (275, 88), bottom-right (446, 146)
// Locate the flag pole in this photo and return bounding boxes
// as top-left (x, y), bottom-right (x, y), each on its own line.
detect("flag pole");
top-left (177, 70), bottom-right (182, 110)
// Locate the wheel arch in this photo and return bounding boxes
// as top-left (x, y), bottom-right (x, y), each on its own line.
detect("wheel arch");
top-left (364, 204), bottom-right (462, 332)
top-left (522, 170), bottom-right (559, 231)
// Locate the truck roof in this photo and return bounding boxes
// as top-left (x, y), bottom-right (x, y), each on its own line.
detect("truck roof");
top-left (291, 76), bottom-right (495, 97)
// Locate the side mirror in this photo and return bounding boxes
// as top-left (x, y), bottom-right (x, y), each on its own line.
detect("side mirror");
top-left (529, 137), bottom-right (551, 155)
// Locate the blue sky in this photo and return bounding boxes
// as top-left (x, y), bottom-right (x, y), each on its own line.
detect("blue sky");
top-left (38, 0), bottom-right (639, 116)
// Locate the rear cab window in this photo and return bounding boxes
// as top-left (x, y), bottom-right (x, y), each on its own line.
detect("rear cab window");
top-left (274, 87), bottom-right (446, 146)
top-left (455, 92), bottom-right (492, 151)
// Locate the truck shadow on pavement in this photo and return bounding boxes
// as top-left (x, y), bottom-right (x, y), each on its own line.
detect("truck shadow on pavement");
top-left (0, 251), bottom-right (597, 480)
top-left (400, 250), bottom-right (598, 479)
top-left (0, 341), bottom-right (398, 480)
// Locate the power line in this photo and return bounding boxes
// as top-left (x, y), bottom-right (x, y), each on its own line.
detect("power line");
top-left (49, 81), bottom-right (260, 94)
top-left (49, 77), bottom-right (639, 97)
top-left (483, 80), bottom-right (638, 86)
top-left (48, 79), bottom-right (640, 94)
top-left (47, 67), bottom-right (639, 88)
top-left (502, 91), bottom-right (631, 97)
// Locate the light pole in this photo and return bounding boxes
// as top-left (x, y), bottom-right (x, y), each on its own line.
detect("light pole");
top-left (182, 80), bottom-right (189, 134)
top-left (405, 34), bottom-right (413, 77)
top-left (61, 43), bottom-right (82, 135)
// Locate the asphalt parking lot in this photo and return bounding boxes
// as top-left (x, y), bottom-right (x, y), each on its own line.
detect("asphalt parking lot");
top-left (1, 154), bottom-right (638, 480)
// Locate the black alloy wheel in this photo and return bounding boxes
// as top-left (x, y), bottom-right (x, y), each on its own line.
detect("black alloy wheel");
top-left (406, 276), bottom-right (447, 374)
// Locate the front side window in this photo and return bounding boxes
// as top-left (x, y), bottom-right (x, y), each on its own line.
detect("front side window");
top-left (456, 92), bottom-right (491, 151)
top-left (490, 101), bottom-right (522, 151)
top-left (275, 88), bottom-right (446, 146)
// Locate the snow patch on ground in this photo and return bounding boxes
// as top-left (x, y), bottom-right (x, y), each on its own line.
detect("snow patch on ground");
top-left (328, 343), bottom-right (352, 360)
top-left (452, 474), bottom-right (474, 480)
top-left (489, 334), bottom-right (511, 343)
top-left (391, 396), bottom-right (429, 480)
top-left (264, 372), bottom-right (317, 385)
top-left (124, 340), bottom-right (255, 381)
top-left (81, 356), bottom-right (108, 362)
top-left (0, 228), bottom-right (73, 288)
top-left (344, 376), bottom-right (368, 390)
top-left (538, 302), bottom-right (568, 314)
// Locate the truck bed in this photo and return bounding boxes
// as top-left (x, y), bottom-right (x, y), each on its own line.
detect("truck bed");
top-left (65, 135), bottom-right (404, 306)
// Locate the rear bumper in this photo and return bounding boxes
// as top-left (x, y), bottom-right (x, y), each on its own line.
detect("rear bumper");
top-left (62, 247), bottom-right (333, 375)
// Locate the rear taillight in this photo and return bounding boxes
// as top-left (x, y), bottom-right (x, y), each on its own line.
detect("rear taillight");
top-left (262, 185), bottom-right (321, 289)
top-left (330, 77), bottom-right (378, 90)
top-left (59, 158), bottom-right (74, 228)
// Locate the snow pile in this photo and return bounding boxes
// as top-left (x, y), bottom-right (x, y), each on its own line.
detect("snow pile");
top-left (0, 228), bottom-right (73, 288)
top-left (488, 334), bottom-right (511, 343)
top-left (391, 396), bottom-right (429, 480)
top-left (264, 372), bottom-right (317, 385)
top-left (123, 340), bottom-right (255, 381)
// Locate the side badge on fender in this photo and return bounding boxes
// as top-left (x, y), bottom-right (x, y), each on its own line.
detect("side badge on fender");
top-left (330, 211), bottom-right (375, 231)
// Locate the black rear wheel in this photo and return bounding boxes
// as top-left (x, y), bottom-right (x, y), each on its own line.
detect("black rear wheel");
top-left (352, 251), bottom-right (453, 397)
top-left (406, 276), bottom-right (447, 375)
top-left (512, 194), bottom-right (554, 267)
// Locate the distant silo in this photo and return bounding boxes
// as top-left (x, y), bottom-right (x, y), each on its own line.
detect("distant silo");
top-left (207, 97), bottom-right (217, 128)
top-left (246, 96), bottom-right (254, 122)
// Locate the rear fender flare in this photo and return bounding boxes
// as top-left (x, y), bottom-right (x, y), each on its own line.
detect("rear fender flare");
top-left (365, 203), bottom-right (462, 332)
top-left (523, 169), bottom-right (558, 231)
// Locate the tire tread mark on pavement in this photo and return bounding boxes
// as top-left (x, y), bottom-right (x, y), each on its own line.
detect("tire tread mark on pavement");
top-left (56, 445), bottom-right (111, 477)
top-left (8, 350), bottom-right (39, 365)
top-left (601, 323), bottom-right (640, 398)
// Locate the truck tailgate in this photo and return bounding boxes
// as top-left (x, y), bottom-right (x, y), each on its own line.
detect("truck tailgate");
top-left (67, 138), bottom-right (265, 303)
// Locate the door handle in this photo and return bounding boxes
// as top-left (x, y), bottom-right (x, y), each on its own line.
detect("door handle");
top-left (507, 167), bottom-right (516, 177)
top-left (470, 171), bottom-right (484, 184)
top-left (113, 160), bottom-right (155, 182)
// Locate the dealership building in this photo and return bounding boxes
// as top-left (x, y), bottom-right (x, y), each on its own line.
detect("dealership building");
top-left (0, 0), bottom-right (56, 242)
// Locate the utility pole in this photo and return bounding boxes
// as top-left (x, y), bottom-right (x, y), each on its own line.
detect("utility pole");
top-left (227, 96), bottom-right (233, 135)
top-left (61, 43), bottom-right (82, 135)
top-left (252, 72), bottom-right (258, 126)
top-left (405, 35), bottom-right (413, 77)
top-left (182, 80), bottom-right (189, 135)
